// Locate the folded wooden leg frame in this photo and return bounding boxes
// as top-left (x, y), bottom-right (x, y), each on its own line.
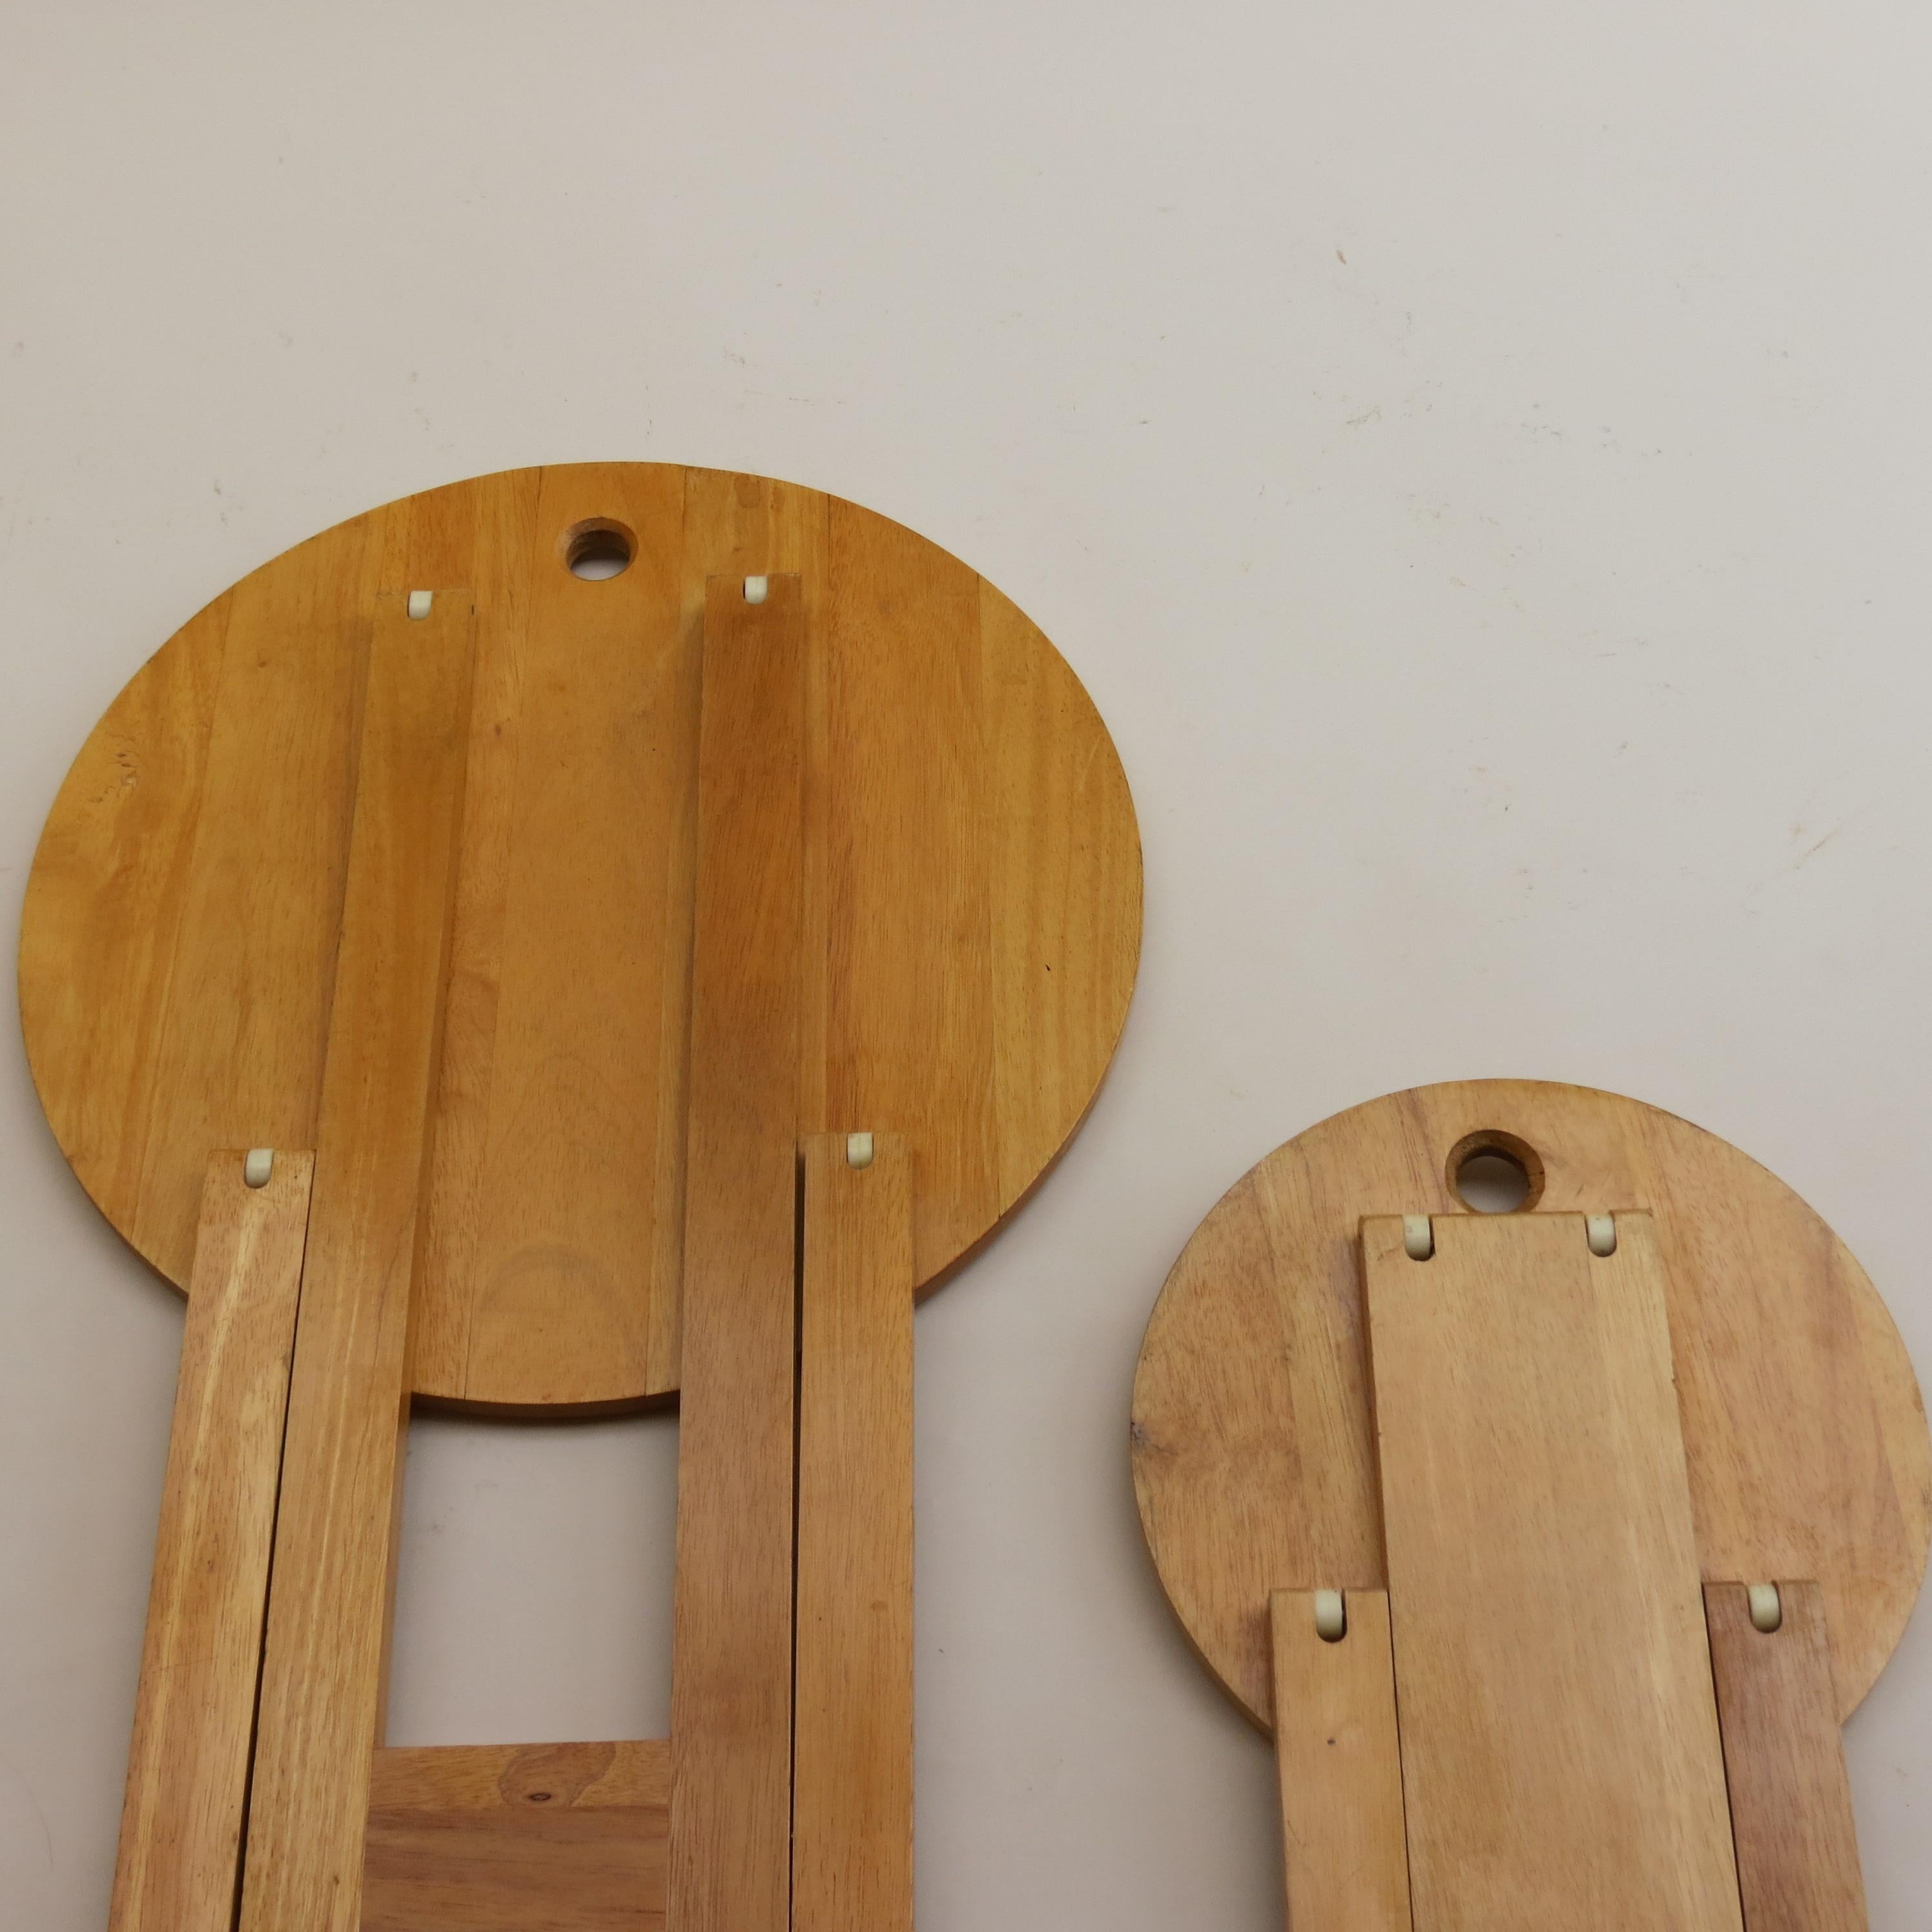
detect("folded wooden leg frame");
top-left (1273, 1213), bottom-right (1867, 1931)
top-left (1130, 1084), bottom-right (1927, 1932)
top-left (105, 579), bottom-right (916, 1932)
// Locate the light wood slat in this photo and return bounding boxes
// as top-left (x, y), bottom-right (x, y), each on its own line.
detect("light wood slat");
top-left (1268, 1589), bottom-right (1410, 1932)
top-left (108, 1149), bottom-right (314, 1932)
top-left (362, 1742), bottom-right (670, 1932)
top-left (452, 466), bottom-right (692, 1408)
top-left (794, 1133), bottom-right (915, 1932)
top-left (1363, 1210), bottom-right (1743, 1931)
top-left (239, 590), bottom-right (477, 1932)
top-left (1706, 1581), bottom-right (1869, 1932)
top-left (403, 470), bottom-right (546, 1407)
top-left (667, 573), bottom-right (807, 1932)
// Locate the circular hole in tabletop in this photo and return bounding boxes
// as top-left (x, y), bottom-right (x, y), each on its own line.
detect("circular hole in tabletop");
top-left (1446, 1129), bottom-right (1545, 1213)
top-left (560, 519), bottom-right (635, 580)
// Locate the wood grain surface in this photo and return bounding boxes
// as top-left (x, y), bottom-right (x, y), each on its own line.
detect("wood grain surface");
top-left (666, 577), bottom-right (808, 1932)
top-left (1365, 1211), bottom-right (1742, 1931)
top-left (1705, 1581), bottom-right (1869, 1932)
top-left (362, 1740), bottom-right (670, 1932)
top-left (1131, 1080), bottom-right (1931, 1729)
top-left (108, 1151), bottom-right (313, 1932)
top-left (239, 591), bottom-right (475, 1932)
top-left (20, 464), bottom-right (1141, 1410)
top-left (421, 467), bottom-right (693, 1405)
top-left (794, 1133), bottom-right (916, 1932)
top-left (1268, 1589), bottom-right (1410, 1932)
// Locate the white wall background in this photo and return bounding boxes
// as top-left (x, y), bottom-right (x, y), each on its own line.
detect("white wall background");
top-left (3, 3), bottom-right (1929, 1925)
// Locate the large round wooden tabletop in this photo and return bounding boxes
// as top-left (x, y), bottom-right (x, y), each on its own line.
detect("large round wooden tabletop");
top-left (1131, 1080), bottom-right (1930, 1727)
top-left (21, 463), bottom-right (1142, 1408)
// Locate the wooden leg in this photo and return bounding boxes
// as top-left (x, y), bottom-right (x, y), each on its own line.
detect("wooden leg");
top-left (238, 590), bottom-right (475, 1932)
top-left (1268, 1588), bottom-right (1410, 1932)
top-left (668, 575), bottom-right (807, 1932)
top-left (1362, 1210), bottom-right (1743, 1930)
top-left (1706, 1581), bottom-right (1869, 1932)
top-left (794, 1133), bottom-right (915, 1932)
top-left (108, 1149), bottom-right (314, 1932)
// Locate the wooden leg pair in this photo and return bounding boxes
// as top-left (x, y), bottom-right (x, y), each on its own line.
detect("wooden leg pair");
top-left (670, 572), bottom-right (913, 1932)
top-left (111, 585), bottom-right (477, 1932)
top-left (111, 1135), bottom-right (914, 1932)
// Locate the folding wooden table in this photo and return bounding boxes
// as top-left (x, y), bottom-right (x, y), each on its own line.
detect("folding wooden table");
top-left (1133, 1080), bottom-right (1928, 1931)
top-left (23, 462), bottom-right (1142, 1932)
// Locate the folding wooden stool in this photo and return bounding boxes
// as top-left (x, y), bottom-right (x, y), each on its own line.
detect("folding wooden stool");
top-left (21, 462), bottom-right (1142, 1932)
top-left (1132, 1079), bottom-right (1927, 1931)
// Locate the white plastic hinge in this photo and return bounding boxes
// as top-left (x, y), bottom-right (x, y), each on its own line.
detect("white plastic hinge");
top-left (1586, 1213), bottom-right (1618, 1257)
top-left (1748, 1583), bottom-right (1783, 1633)
top-left (1403, 1215), bottom-right (1434, 1261)
top-left (406, 590), bottom-right (433, 620)
top-left (743, 575), bottom-right (768, 605)
top-left (243, 1147), bottom-right (275, 1188)
top-left (846, 1131), bottom-right (875, 1169)
top-left (1313, 1590), bottom-right (1346, 1641)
